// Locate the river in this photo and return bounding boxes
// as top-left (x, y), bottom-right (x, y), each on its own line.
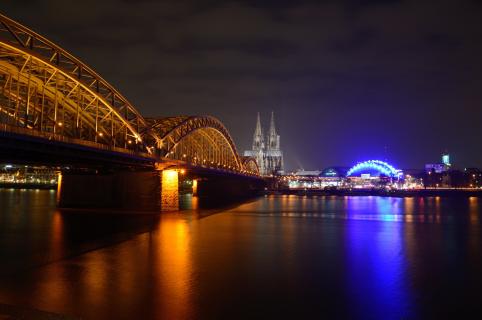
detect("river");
top-left (0, 189), bottom-right (481, 319)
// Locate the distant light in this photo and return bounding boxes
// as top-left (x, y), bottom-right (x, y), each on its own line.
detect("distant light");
top-left (442, 154), bottom-right (450, 166)
top-left (57, 122), bottom-right (63, 127)
top-left (98, 132), bottom-right (103, 137)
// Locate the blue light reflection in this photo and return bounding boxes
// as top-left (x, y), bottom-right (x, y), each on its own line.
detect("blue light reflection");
top-left (344, 197), bottom-right (414, 319)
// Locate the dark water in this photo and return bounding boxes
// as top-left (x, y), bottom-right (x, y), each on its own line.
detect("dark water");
top-left (1, 190), bottom-right (482, 319)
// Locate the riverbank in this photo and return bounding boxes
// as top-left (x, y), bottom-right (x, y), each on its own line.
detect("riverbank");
top-left (0, 183), bottom-right (57, 190)
top-left (268, 188), bottom-right (482, 197)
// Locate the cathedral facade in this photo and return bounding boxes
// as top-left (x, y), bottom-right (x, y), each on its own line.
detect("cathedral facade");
top-left (244, 112), bottom-right (284, 176)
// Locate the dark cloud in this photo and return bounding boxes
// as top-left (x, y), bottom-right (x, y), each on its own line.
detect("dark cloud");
top-left (1, 0), bottom-right (482, 170)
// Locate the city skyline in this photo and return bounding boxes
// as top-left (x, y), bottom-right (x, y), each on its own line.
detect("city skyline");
top-left (2, 1), bottom-right (481, 170)
top-left (2, 3), bottom-right (482, 320)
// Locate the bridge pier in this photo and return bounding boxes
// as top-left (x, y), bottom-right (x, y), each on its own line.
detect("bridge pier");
top-left (57, 169), bottom-right (265, 212)
top-left (160, 170), bottom-right (179, 211)
top-left (58, 170), bottom-right (181, 212)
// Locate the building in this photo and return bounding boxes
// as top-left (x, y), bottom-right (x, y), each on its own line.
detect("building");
top-left (425, 153), bottom-right (451, 173)
top-left (244, 112), bottom-right (284, 176)
top-left (0, 164), bottom-right (59, 186)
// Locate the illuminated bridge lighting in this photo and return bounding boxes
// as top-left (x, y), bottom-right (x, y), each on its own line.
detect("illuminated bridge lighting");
top-left (0, 13), bottom-right (261, 177)
top-left (347, 160), bottom-right (401, 178)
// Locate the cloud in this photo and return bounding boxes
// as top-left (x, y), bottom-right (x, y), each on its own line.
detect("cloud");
top-left (1, 0), bottom-right (482, 169)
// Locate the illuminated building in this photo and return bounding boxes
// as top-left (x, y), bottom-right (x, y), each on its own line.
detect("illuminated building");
top-left (244, 112), bottom-right (284, 176)
top-left (0, 164), bottom-right (59, 186)
top-left (425, 153), bottom-right (451, 173)
top-left (292, 170), bottom-right (321, 176)
top-left (464, 168), bottom-right (482, 188)
top-left (425, 163), bottom-right (447, 174)
top-left (279, 156), bottom-right (481, 191)
top-left (347, 160), bottom-right (401, 178)
top-left (442, 153), bottom-right (451, 166)
top-left (346, 160), bottom-right (402, 188)
top-left (320, 167), bottom-right (347, 178)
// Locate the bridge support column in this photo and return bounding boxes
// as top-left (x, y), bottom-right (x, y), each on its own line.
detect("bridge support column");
top-left (160, 170), bottom-right (179, 211)
top-left (58, 170), bottom-right (181, 212)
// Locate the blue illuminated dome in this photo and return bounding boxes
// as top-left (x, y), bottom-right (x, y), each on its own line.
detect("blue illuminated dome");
top-left (347, 160), bottom-right (401, 178)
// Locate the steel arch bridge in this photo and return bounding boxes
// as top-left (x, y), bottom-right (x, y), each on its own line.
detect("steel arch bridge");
top-left (0, 13), bottom-right (259, 176)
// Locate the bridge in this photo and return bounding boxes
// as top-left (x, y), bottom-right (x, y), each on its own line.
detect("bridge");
top-left (0, 13), bottom-right (264, 210)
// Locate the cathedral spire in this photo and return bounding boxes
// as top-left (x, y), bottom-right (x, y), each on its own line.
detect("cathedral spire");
top-left (252, 112), bottom-right (264, 150)
top-left (267, 111), bottom-right (280, 150)
top-left (268, 111), bottom-right (277, 137)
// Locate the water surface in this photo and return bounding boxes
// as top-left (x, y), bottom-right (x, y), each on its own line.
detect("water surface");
top-left (0, 190), bottom-right (481, 319)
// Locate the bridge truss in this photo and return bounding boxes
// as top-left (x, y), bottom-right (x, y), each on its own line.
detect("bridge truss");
top-left (0, 13), bottom-right (258, 175)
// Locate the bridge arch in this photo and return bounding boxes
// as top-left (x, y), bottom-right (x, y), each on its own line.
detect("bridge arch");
top-left (147, 116), bottom-right (247, 172)
top-left (0, 13), bottom-right (155, 153)
top-left (347, 160), bottom-right (401, 178)
top-left (241, 156), bottom-right (260, 175)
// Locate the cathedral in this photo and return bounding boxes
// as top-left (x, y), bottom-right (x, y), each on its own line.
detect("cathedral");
top-left (244, 112), bottom-right (284, 176)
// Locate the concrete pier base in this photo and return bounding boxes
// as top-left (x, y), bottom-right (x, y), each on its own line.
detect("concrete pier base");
top-left (160, 170), bottom-right (179, 211)
top-left (58, 170), bottom-right (265, 212)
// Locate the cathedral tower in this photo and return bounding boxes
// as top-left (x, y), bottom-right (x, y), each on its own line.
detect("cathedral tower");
top-left (244, 112), bottom-right (284, 175)
top-left (252, 112), bottom-right (264, 151)
top-left (267, 111), bottom-right (280, 151)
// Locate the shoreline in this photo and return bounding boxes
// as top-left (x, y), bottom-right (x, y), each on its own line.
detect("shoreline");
top-left (267, 188), bottom-right (482, 197)
top-left (0, 183), bottom-right (57, 190)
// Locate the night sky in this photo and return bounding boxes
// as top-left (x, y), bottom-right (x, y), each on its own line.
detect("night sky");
top-left (2, 0), bottom-right (482, 171)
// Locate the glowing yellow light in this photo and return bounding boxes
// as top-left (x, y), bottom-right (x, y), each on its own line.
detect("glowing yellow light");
top-left (180, 169), bottom-right (186, 174)
top-left (57, 122), bottom-right (63, 127)
top-left (161, 170), bottom-right (179, 211)
top-left (56, 172), bottom-right (62, 204)
top-left (98, 132), bottom-right (103, 137)
top-left (192, 179), bottom-right (198, 195)
top-left (163, 169), bottom-right (178, 181)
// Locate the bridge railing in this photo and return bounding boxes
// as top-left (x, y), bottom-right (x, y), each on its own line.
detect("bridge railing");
top-left (0, 123), bottom-right (154, 160)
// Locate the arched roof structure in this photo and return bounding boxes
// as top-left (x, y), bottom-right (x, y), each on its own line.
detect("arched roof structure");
top-left (347, 160), bottom-right (401, 178)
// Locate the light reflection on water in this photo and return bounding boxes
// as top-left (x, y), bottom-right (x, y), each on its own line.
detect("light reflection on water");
top-left (0, 191), bottom-right (481, 319)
